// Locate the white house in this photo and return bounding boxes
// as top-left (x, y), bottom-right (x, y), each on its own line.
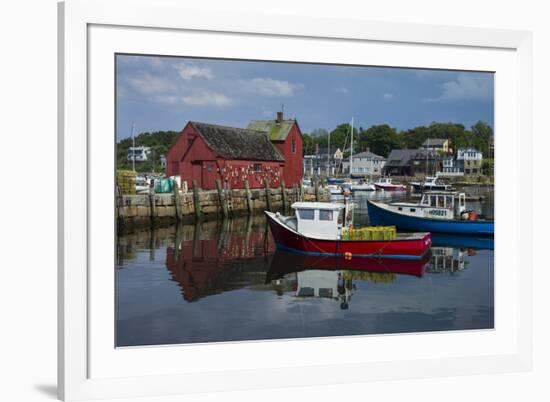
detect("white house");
top-left (342, 150), bottom-right (386, 177)
top-left (126, 146), bottom-right (151, 162)
top-left (456, 148), bottom-right (483, 175)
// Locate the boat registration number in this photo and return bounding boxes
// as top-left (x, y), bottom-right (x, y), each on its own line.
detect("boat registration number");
top-left (428, 209), bottom-right (447, 217)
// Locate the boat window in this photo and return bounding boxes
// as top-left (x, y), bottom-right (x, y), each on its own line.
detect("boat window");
top-left (319, 210), bottom-right (333, 221)
top-left (410, 208), bottom-right (416, 212)
top-left (398, 207), bottom-right (403, 211)
top-left (297, 209), bottom-right (315, 220)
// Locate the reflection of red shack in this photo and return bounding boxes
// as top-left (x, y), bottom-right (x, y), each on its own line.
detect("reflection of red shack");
top-left (165, 112), bottom-right (303, 190)
top-left (165, 228), bottom-right (275, 302)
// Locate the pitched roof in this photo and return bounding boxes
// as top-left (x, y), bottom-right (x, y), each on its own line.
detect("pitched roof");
top-left (190, 122), bottom-right (284, 162)
top-left (247, 119), bottom-right (296, 141)
top-left (352, 151), bottom-right (385, 160)
top-left (421, 138), bottom-right (448, 146)
top-left (385, 149), bottom-right (420, 166)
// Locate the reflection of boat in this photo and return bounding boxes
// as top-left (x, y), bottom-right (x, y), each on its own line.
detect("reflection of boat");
top-left (428, 247), bottom-right (467, 273)
top-left (367, 191), bottom-right (494, 235)
top-left (431, 233), bottom-right (494, 250)
top-left (410, 176), bottom-right (453, 192)
top-left (267, 250), bottom-right (431, 281)
top-left (374, 177), bottom-right (407, 191)
top-left (265, 202), bottom-right (432, 259)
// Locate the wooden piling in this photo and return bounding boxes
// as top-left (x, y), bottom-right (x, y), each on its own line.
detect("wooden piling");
top-left (172, 180), bottom-right (182, 223)
top-left (192, 180), bottom-right (201, 220)
top-left (244, 180), bottom-right (253, 215)
top-left (280, 180), bottom-right (287, 214)
top-left (314, 179), bottom-right (320, 202)
top-left (215, 179), bottom-right (229, 218)
top-left (264, 180), bottom-right (272, 212)
top-left (148, 183), bottom-right (156, 223)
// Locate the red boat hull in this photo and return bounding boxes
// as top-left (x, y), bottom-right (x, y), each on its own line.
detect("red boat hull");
top-left (268, 251), bottom-right (431, 280)
top-left (266, 212), bottom-right (431, 260)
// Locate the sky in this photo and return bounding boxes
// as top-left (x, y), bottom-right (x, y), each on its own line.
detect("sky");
top-left (116, 54), bottom-right (494, 140)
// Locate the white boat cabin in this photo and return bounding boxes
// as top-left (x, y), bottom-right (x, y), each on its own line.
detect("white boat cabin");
top-left (291, 202), bottom-right (345, 240)
top-left (384, 191), bottom-right (466, 220)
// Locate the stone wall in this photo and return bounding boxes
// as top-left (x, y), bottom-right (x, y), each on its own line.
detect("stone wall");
top-left (117, 186), bottom-right (329, 231)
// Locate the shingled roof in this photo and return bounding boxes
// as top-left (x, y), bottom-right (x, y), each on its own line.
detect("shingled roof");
top-left (190, 122), bottom-right (285, 162)
top-left (247, 119), bottom-right (296, 141)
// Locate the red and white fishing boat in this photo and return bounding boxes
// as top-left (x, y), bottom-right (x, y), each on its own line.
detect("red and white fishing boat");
top-left (265, 202), bottom-right (431, 260)
top-left (374, 177), bottom-right (407, 191)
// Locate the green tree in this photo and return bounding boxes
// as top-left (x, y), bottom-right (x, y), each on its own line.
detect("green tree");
top-left (116, 130), bottom-right (179, 172)
top-left (358, 125), bottom-right (401, 157)
top-left (470, 121), bottom-right (493, 157)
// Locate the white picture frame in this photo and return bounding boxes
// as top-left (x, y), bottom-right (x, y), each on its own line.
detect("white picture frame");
top-left (58, 0), bottom-right (533, 400)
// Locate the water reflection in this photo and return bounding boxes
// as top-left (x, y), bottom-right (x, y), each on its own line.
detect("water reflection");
top-left (116, 192), bottom-right (494, 346)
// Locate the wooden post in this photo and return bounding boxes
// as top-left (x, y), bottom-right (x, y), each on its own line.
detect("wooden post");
top-left (280, 180), bottom-right (287, 214)
top-left (148, 182), bottom-right (156, 224)
top-left (244, 180), bottom-right (253, 215)
top-left (192, 180), bottom-right (201, 221)
top-left (264, 179), bottom-right (272, 212)
top-left (315, 178), bottom-right (320, 202)
top-left (215, 179), bottom-right (229, 218)
top-left (172, 180), bottom-right (182, 223)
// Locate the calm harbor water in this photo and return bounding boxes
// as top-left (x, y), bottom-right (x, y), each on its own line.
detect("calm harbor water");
top-left (116, 190), bottom-right (494, 347)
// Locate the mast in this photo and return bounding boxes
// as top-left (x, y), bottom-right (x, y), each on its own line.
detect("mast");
top-left (327, 129), bottom-right (331, 177)
top-left (349, 117), bottom-right (354, 178)
top-left (131, 122), bottom-right (136, 173)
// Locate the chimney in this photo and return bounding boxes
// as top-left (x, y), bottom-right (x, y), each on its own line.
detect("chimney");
top-left (276, 111), bottom-right (283, 123)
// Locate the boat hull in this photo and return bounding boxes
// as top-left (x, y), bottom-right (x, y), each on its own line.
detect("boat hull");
top-left (267, 250), bottom-right (431, 281)
top-left (411, 184), bottom-right (452, 192)
top-left (367, 200), bottom-right (494, 235)
top-left (374, 184), bottom-right (407, 191)
top-left (265, 212), bottom-right (431, 259)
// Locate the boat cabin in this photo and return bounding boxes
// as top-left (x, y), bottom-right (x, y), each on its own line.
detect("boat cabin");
top-left (420, 191), bottom-right (466, 215)
top-left (381, 191), bottom-right (467, 220)
top-left (291, 202), bottom-right (345, 240)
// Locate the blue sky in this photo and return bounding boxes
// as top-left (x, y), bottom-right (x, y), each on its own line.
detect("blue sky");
top-left (116, 55), bottom-right (494, 140)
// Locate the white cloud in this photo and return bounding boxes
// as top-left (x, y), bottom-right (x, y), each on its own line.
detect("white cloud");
top-left (425, 73), bottom-right (492, 102)
top-left (242, 78), bottom-right (304, 97)
top-left (151, 95), bottom-right (180, 105)
top-left (335, 87), bottom-right (349, 94)
top-left (174, 63), bottom-right (213, 80)
top-left (383, 93), bottom-right (393, 100)
top-left (181, 91), bottom-right (233, 107)
top-left (126, 73), bottom-right (172, 95)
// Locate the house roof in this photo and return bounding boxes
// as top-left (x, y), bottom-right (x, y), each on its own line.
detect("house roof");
top-left (352, 151), bottom-right (385, 160)
top-left (421, 138), bottom-right (448, 146)
top-left (247, 119), bottom-right (296, 141)
top-left (385, 149), bottom-right (420, 166)
top-left (190, 122), bottom-right (285, 162)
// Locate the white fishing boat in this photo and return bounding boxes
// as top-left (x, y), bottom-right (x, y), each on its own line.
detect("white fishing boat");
top-left (350, 180), bottom-right (376, 192)
top-left (327, 184), bottom-right (343, 195)
top-left (410, 176), bottom-right (453, 192)
top-left (374, 177), bottom-right (407, 191)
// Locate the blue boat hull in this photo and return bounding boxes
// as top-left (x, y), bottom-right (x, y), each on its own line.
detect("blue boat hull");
top-left (367, 201), bottom-right (494, 235)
